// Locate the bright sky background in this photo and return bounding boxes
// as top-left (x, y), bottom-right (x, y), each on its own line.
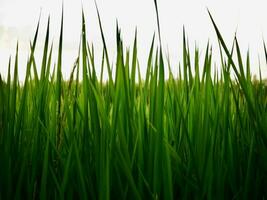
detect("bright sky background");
top-left (0, 0), bottom-right (267, 80)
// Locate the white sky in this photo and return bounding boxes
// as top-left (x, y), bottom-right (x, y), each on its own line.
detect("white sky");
top-left (0, 0), bottom-right (267, 80)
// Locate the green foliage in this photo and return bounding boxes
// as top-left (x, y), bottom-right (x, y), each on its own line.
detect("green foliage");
top-left (0, 6), bottom-right (267, 200)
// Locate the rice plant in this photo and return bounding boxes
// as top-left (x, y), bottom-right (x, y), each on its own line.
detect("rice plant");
top-left (0, 1), bottom-right (267, 199)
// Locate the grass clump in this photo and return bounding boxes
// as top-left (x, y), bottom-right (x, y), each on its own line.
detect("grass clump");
top-left (0, 3), bottom-right (267, 200)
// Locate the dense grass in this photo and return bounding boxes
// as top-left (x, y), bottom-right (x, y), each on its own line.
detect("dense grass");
top-left (1, 3), bottom-right (267, 199)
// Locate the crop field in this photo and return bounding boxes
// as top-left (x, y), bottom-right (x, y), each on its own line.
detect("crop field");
top-left (0, 1), bottom-right (267, 199)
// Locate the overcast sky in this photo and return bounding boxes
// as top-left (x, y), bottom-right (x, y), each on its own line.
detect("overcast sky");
top-left (0, 0), bottom-right (267, 80)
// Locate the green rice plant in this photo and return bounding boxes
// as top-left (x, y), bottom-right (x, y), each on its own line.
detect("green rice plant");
top-left (0, 2), bottom-right (267, 200)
